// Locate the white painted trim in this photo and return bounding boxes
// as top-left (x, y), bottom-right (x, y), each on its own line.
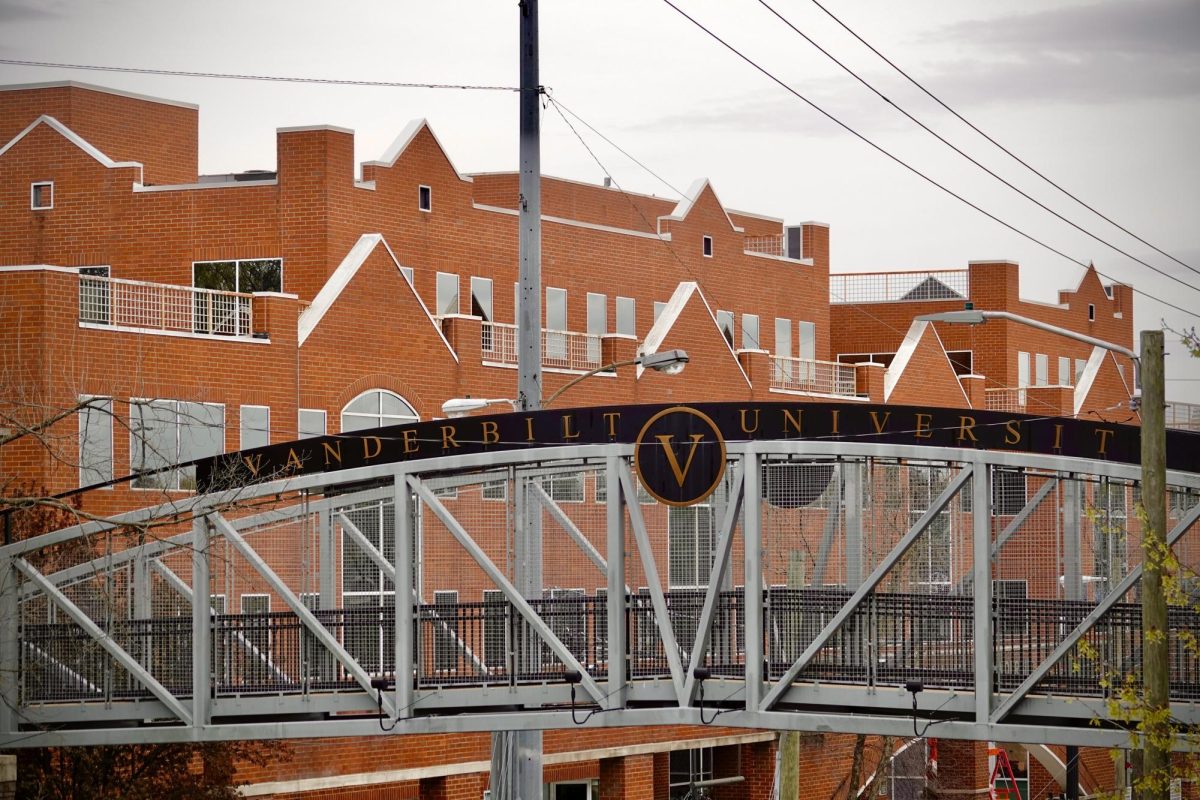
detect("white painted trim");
top-left (657, 177), bottom-right (744, 233)
top-left (277, 124), bottom-right (353, 135)
top-left (418, 184), bottom-right (432, 212)
top-left (967, 259), bottom-right (1018, 266)
top-left (1021, 297), bottom-right (1070, 311)
top-left (249, 291), bottom-right (299, 300)
top-left (79, 322), bottom-right (271, 343)
top-left (236, 731), bottom-right (775, 796)
top-left (726, 207), bottom-right (784, 224)
top-left (0, 80), bottom-right (198, 109)
top-left (133, 179), bottom-right (276, 193)
top-left (297, 234), bottom-right (457, 362)
top-left (0, 265), bottom-right (89, 274)
top-left (883, 320), bottom-right (970, 405)
top-left (354, 180), bottom-right (376, 191)
top-left (796, 220), bottom-right (830, 229)
top-left (637, 281), bottom-right (751, 388)
top-left (30, 181), bottom-right (53, 210)
top-left (481, 361), bottom-right (617, 378)
top-left (1072, 346), bottom-right (1108, 416)
top-left (0, 115), bottom-right (143, 182)
top-left (468, 170), bottom-right (675, 204)
top-left (363, 118), bottom-right (473, 182)
top-left (472, 202), bottom-right (669, 240)
top-left (769, 388), bottom-right (869, 402)
top-left (743, 250), bottom-right (814, 266)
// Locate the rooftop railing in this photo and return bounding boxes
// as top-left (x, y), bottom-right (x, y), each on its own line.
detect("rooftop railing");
top-left (770, 356), bottom-right (857, 397)
top-left (744, 234), bottom-right (785, 258)
top-left (482, 322), bottom-right (603, 372)
top-left (830, 269), bottom-right (969, 304)
top-left (1166, 401), bottom-right (1200, 432)
top-left (79, 275), bottom-right (254, 338)
top-left (985, 388), bottom-right (1026, 413)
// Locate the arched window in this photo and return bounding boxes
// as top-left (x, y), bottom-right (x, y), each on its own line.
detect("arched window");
top-left (340, 389), bottom-right (418, 432)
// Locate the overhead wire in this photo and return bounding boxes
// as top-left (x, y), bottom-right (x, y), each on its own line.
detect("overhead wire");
top-left (803, 0), bottom-right (1200, 280)
top-left (753, 0), bottom-right (1200, 297)
top-left (657, 0), bottom-right (1200, 323)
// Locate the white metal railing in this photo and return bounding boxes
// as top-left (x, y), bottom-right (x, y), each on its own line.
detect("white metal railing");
top-left (830, 270), bottom-right (969, 304)
top-left (744, 234), bottom-right (785, 257)
top-left (1166, 401), bottom-right (1200, 432)
top-left (79, 275), bottom-right (253, 337)
top-left (481, 322), bottom-right (602, 371)
top-left (986, 388), bottom-right (1026, 413)
top-left (770, 356), bottom-right (857, 396)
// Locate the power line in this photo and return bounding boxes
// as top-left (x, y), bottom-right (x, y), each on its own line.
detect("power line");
top-left (0, 58), bottom-right (519, 92)
top-left (803, 0), bottom-right (1200, 280)
top-left (658, 0), bottom-right (1200, 323)
top-left (754, 0), bottom-right (1200, 298)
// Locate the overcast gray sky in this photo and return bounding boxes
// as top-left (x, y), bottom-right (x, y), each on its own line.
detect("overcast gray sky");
top-left (2, 0), bottom-right (1198, 396)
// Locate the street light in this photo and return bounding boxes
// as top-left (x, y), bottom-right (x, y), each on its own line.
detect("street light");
top-left (440, 398), bottom-right (518, 418)
top-left (544, 348), bottom-right (689, 407)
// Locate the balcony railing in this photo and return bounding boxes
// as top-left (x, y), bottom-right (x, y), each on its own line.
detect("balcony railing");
top-left (482, 322), bottom-right (602, 371)
top-left (1166, 401), bottom-right (1200, 432)
top-left (79, 275), bottom-right (254, 338)
top-left (744, 234), bottom-right (785, 258)
top-left (830, 269), bottom-right (969, 304)
top-left (986, 388), bottom-right (1026, 413)
top-left (771, 356), bottom-right (857, 397)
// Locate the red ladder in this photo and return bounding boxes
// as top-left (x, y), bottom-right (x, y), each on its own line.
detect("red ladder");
top-left (989, 747), bottom-right (1021, 800)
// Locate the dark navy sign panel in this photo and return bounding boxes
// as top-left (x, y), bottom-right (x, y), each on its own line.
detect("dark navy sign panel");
top-left (196, 402), bottom-right (1198, 492)
top-left (633, 406), bottom-right (727, 506)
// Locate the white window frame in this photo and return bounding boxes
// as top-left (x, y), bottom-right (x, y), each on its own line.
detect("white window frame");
top-left (702, 235), bottom-right (713, 257)
top-left (240, 405), bottom-right (271, 450)
top-left (1058, 356), bottom-right (1072, 386)
top-left (716, 310), bottom-right (734, 347)
top-left (129, 398), bottom-right (226, 491)
top-left (615, 296), bottom-right (636, 336)
top-left (418, 184), bottom-right (432, 212)
top-left (1035, 353), bottom-right (1049, 387)
top-left (742, 313), bottom-right (760, 350)
top-left (31, 181), bottom-right (53, 210)
top-left (436, 272), bottom-right (460, 316)
top-left (1088, 303), bottom-right (1095, 321)
top-left (1017, 351), bottom-right (1031, 389)
top-left (78, 395), bottom-right (114, 488)
top-left (192, 258), bottom-right (283, 294)
top-left (340, 389), bottom-right (419, 433)
top-left (298, 408), bottom-right (326, 439)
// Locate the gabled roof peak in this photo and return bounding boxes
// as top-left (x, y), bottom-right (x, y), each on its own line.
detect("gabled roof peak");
top-left (362, 118), bottom-right (471, 182)
top-left (658, 178), bottom-right (744, 233)
top-left (0, 114), bottom-right (143, 181)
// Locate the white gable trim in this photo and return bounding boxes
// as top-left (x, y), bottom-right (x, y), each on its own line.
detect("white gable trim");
top-left (297, 234), bottom-right (457, 361)
top-left (0, 115), bottom-right (143, 181)
top-left (637, 281), bottom-right (751, 387)
top-left (655, 178), bottom-right (744, 234)
top-left (1072, 346), bottom-right (1108, 416)
top-left (883, 320), bottom-right (969, 405)
top-left (362, 118), bottom-right (472, 182)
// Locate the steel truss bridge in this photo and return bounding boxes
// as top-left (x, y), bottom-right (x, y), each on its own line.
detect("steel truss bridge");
top-left (3, 432), bottom-right (1199, 749)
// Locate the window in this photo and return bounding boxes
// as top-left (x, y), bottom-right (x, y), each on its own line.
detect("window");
top-left (1088, 303), bottom-right (1095, 322)
top-left (586, 292), bottom-right (606, 362)
top-left (742, 313), bottom-right (760, 350)
top-left (239, 594), bottom-right (271, 685)
top-left (418, 184), bottom-right (431, 212)
top-left (78, 396), bottom-right (113, 487)
top-left (1092, 480), bottom-right (1129, 598)
top-left (472, 277), bottom-right (494, 352)
top-left (130, 400), bottom-right (224, 490)
top-left (436, 272), bottom-right (459, 316)
top-left (616, 296), bottom-right (635, 336)
top-left (1075, 358), bottom-right (1087, 384)
top-left (1035, 353), bottom-right (1049, 387)
top-left (992, 469), bottom-right (1026, 516)
top-left (433, 590), bottom-right (460, 672)
top-left (483, 589), bottom-right (508, 671)
top-left (653, 301), bottom-right (667, 323)
top-left (797, 321), bottom-right (816, 361)
top-left (1058, 356), bottom-right (1072, 386)
top-left (31, 181), bottom-right (53, 210)
top-left (716, 310), bottom-right (734, 347)
top-left (702, 235), bottom-right (713, 257)
top-left (593, 587), bottom-right (608, 652)
top-left (194, 258), bottom-right (282, 294)
top-left (341, 389), bottom-right (418, 432)
top-left (545, 471), bottom-right (584, 503)
top-left (341, 500), bottom-right (399, 673)
top-left (298, 409), bottom-right (326, 439)
top-left (668, 505), bottom-right (715, 589)
top-left (546, 286), bottom-right (568, 362)
top-left (78, 266), bottom-right (111, 324)
top-left (240, 405), bottom-right (270, 450)
top-left (669, 747), bottom-right (714, 799)
top-left (908, 466), bottom-right (954, 641)
top-left (774, 318), bottom-right (792, 382)
top-left (1017, 352), bottom-right (1030, 388)
top-left (947, 350), bottom-right (973, 376)
top-left (399, 265), bottom-right (414, 285)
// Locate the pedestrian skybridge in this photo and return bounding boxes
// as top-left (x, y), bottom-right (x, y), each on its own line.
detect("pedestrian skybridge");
top-left (3, 402), bottom-right (1198, 749)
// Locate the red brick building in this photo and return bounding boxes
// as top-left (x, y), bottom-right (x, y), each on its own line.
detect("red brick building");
top-left (0, 81), bottom-right (1157, 799)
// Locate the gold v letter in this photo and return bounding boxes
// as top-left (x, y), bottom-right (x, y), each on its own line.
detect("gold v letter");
top-left (655, 433), bottom-right (705, 487)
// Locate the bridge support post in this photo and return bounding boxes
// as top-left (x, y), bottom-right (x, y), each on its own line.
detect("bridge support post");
top-left (845, 461), bottom-right (862, 589)
top-left (318, 507), bottom-right (335, 610)
top-left (606, 452), bottom-right (627, 709)
top-left (0, 554), bottom-right (17, 734)
top-left (1063, 477), bottom-right (1082, 601)
top-left (191, 514), bottom-right (211, 728)
top-left (744, 448), bottom-right (764, 709)
top-left (394, 473), bottom-right (415, 718)
top-left (972, 460), bottom-right (993, 723)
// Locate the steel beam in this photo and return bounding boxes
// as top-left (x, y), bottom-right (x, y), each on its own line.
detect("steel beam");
top-left (972, 459), bottom-right (993, 723)
top-left (606, 453), bottom-right (627, 709)
top-left (845, 460), bottom-right (862, 588)
top-left (618, 462), bottom-right (688, 706)
top-left (191, 514), bottom-right (211, 727)
top-left (760, 465), bottom-right (974, 711)
top-left (743, 449), bottom-right (764, 710)
top-left (394, 474), bottom-right (415, 718)
top-left (14, 557), bottom-right (192, 725)
top-left (1063, 477), bottom-right (1083, 601)
top-left (991, 499), bottom-right (1200, 723)
top-left (0, 554), bottom-right (17, 733)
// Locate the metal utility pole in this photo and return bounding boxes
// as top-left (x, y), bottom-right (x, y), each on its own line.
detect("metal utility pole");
top-left (491, 2), bottom-right (543, 798)
top-left (1139, 330), bottom-right (1168, 800)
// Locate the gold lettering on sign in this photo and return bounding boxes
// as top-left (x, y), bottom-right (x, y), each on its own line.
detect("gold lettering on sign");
top-left (402, 429), bottom-right (418, 454)
top-left (1004, 420), bottom-right (1023, 446)
top-left (362, 437), bottom-right (382, 461)
top-left (1094, 428), bottom-right (1114, 455)
top-left (957, 416), bottom-right (978, 443)
top-left (914, 413), bottom-right (932, 439)
top-left (242, 453), bottom-right (264, 477)
top-left (781, 409), bottom-right (803, 437)
top-left (285, 448), bottom-right (303, 471)
top-left (831, 409), bottom-right (840, 435)
top-left (525, 417), bottom-right (536, 442)
top-left (656, 433), bottom-right (705, 487)
top-left (561, 415), bottom-right (580, 440)
top-left (322, 441), bottom-right (342, 467)
top-left (869, 411), bottom-right (891, 434)
top-left (603, 412), bottom-right (621, 438)
top-left (441, 426), bottom-right (460, 450)
top-left (739, 408), bottom-right (760, 434)
top-left (1052, 424), bottom-right (1064, 451)
top-left (481, 421), bottom-right (500, 445)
